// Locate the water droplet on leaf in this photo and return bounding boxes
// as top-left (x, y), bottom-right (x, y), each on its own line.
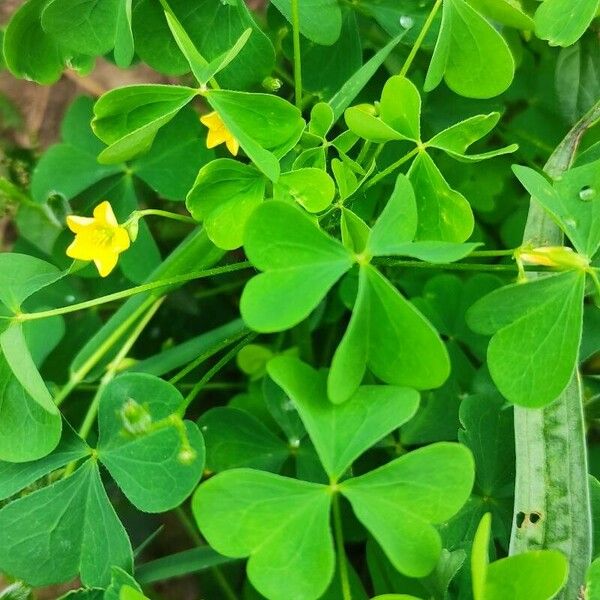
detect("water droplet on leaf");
top-left (579, 185), bottom-right (596, 201)
top-left (399, 15), bottom-right (415, 28)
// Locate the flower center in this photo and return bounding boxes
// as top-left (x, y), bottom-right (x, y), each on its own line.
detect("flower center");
top-left (91, 225), bottom-right (115, 247)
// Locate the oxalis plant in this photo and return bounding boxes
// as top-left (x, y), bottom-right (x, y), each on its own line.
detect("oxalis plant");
top-left (0, 0), bottom-right (600, 599)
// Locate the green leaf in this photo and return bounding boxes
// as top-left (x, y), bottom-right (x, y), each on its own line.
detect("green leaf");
top-left (269, 0), bottom-right (342, 45)
top-left (513, 162), bottom-right (600, 258)
top-left (240, 201), bottom-right (354, 332)
top-left (273, 168), bottom-right (336, 213)
top-left (0, 460), bottom-right (132, 587)
top-left (42, 0), bottom-right (119, 56)
top-left (132, 0), bottom-right (275, 89)
top-left (0, 253), bottom-right (63, 312)
top-left (485, 550), bottom-right (568, 599)
top-left (408, 152), bottom-right (474, 242)
top-left (467, 0), bottom-right (534, 29)
top-left (534, 0), bottom-right (600, 47)
top-left (267, 355), bottom-right (419, 479)
top-left (92, 84), bottom-right (197, 164)
top-left (467, 271), bottom-right (586, 407)
top-left (363, 265), bottom-right (450, 390)
top-left (328, 33), bottom-right (405, 122)
top-left (329, 265), bottom-right (450, 403)
top-left (0, 424), bottom-right (90, 500)
top-left (427, 113), bottom-right (518, 162)
top-left (340, 443), bottom-right (474, 577)
top-left (341, 209), bottom-right (371, 254)
top-left (0, 324), bottom-right (58, 415)
top-left (193, 469), bottom-right (334, 600)
top-left (198, 407), bottom-right (289, 473)
top-left (0, 351), bottom-right (62, 462)
top-left (367, 174), bottom-right (418, 255)
top-left (186, 159), bottom-right (266, 250)
top-left (380, 241), bottom-right (479, 262)
top-left (556, 33), bottom-right (600, 125)
top-left (309, 102), bottom-right (335, 138)
top-left (114, 0), bottom-right (134, 67)
top-left (204, 89), bottom-right (304, 181)
top-left (344, 105), bottom-right (405, 143)
top-left (471, 513), bottom-right (491, 600)
top-left (300, 11), bottom-right (362, 100)
top-left (425, 0), bottom-right (515, 99)
top-left (3, 0), bottom-right (65, 84)
top-left (97, 373), bottom-right (205, 513)
top-left (587, 557), bottom-right (600, 600)
top-left (135, 547), bottom-right (236, 585)
top-left (379, 76), bottom-right (421, 141)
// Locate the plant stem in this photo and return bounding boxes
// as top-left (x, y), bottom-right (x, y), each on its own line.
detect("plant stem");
top-left (399, 0), bottom-right (442, 78)
top-left (332, 492), bottom-right (352, 600)
top-left (470, 248), bottom-right (517, 257)
top-left (179, 332), bottom-right (258, 414)
top-left (16, 262), bottom-right (251, 323)
top-left (135, 209), bottom-right (196, 225)
top-left (54, 298), bottom-right (155, 406)
top-left (79, 298), bottom-right (164, 440)
top-left (291, 0), bottom-right (302, 109)
top-left (378, 259), bottom-right (520, 272)
top-left (365, 146), bottom-right (419, 189)
top-left (169, 329), bottom-right (250, 385)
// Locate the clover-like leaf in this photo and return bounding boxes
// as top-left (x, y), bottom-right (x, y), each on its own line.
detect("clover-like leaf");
top-left (186, 159), bottom-right (266, 250)
top-left (427, 113), bottom-right (518, 162)
top-left (513, 162), bottom-right (600, 258)
top-left (205, 90), bottom-right (305, 181)
top-left (240, 201), bottom-right (354, 332)
top-left (408, 152), bottom-right (474, 242)
top-left (269, 0), bottom-right (342, 45)
top-left (0, 424), bottom-right (90, 500)
top-left (193, 469), bottom-right (334, 600)
top-left (3, 0), bottom-right (66, 84)
top-left (467, 271), bottom-right (586, 407)
top-left (534, 0), bottom-right (600, 47)
top-left (471, 513), bottom-right (568, 600)
top-left (345, 76), bottom-right (420, 143)
top-left (0, 253), bottom-right (63, 313)
top-left (329, 265), bottom-right (450, 403)
top-left (92, 84), bottom-right (197, 164)
top-left (340, 443), bottom-right (474, 577)
top-left (0, 459), bottom-right (132, 587)
top-left (268, 356), bottom-right (419, 480)
top-left (274, 168), bottom-right (336, 213)
top-left (425, 0), bottom-right (515, 99)
top-left (468, 0), bottom-right (534, 29)
top-left (42, 0), bottom-right (120, 56)
top-left (97, 373), bottom-right (205, 513)
top-left (199, 407), bottom-right (289, 473)
top-left (367, 174), bottom-right (418, 256)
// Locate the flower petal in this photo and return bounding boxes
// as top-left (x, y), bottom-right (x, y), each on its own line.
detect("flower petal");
top-left (112, 227), bottom-right (131, 253)
top-left (66, 235), bottom-right (99, 261)
top-left (66, 215), bottom-right (94, 233)
top-left (94, 201), bottom-right (118, 227)
top-left (94, 251), bottom-right (119, 277)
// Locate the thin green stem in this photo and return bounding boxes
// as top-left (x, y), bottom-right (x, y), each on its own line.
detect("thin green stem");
top-left (356, 140), bottom-right (373, 165)
top-left (399, 0), bottom-right (443, 78)
top-left (378, 259), bottom-right (521, 272)
top-left (16, 262), bottom-right (252, 323)
top-left (78, 298), bottom-right (164, 441)
top-left (365, 146), bottom-right (419, 189)
top-left (470, 248), bottom-right (517, 257)
top-left (54, 298), bottom-right (155, 407)
top-left (134, 209), bottom-right (196, 225)
top-left (169, 329), bottom-right (250, 385)
top-left (290, 0), bottom-right (302, 109)
top-left (180, 332), bottom-right (258, 414)
top-left (332, 492), bottom-right (352, 600)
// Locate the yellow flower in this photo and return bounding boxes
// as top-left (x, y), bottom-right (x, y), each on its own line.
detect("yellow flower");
top-left (66, 201), bottom-right (131, 277)
top-left (200, 111), bottom-right (240, 156)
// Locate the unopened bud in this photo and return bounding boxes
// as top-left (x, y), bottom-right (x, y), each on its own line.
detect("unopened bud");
top-left (262, 76), bottom-right (282, 92)
top-left (518, 246), bottom-right (589, 270)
